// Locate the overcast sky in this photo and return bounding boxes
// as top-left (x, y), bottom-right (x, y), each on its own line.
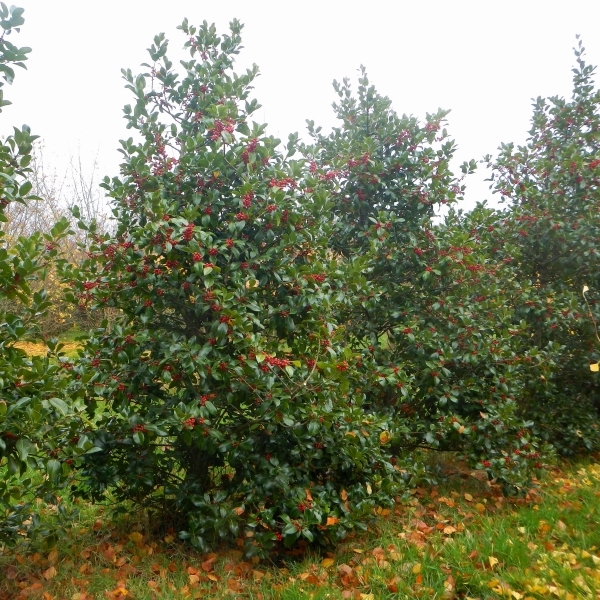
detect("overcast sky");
top-left (2, 0), bottom-right (600, 209)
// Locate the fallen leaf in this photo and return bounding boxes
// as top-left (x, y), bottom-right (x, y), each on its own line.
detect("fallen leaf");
top-left (475, 503), bottom-right (485, 513)
top-left (48, 549), bottom-right (59, 564)
top-left (129, 532), bottom-right (143, 543)
top-left (488, 556), bottom-right (499, 569)
top-left (321, 558), bottom-right (335, 568)
top-left (412, 563), bottom-right (422, 574)
top-left (42, 566), bottom-right (57, 580)
top-left (464, 493), bottom-right (473, 502)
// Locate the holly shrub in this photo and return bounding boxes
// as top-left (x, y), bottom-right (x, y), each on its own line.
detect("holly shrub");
top-left (64, 20), bottom-right (405, 554)
top-left (487, 37), bottom-right (600, 455)
top-left (0, 4), bottom-right (87, 547)
top-left (304, 70), bottom-right (550, 492)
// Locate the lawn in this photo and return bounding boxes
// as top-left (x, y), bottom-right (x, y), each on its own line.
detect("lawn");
top-left (1, 459), bottom-right (599, 599)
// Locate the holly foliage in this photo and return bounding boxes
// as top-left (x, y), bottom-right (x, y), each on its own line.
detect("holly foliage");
top-left (0, 4), bottom-right (85, 547)
top-left (488, 36), bottom-right (600, 455)
top-left (65, 20), bottom-right (404, 554)
top-left (305, 69), bottom-right (548, 492)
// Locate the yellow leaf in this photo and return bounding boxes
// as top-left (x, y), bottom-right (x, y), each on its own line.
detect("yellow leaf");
top-left (488, 556), bottom-right (499, 568)
top-left (321, 558), bottom-right (335, 568)
top-left (366, 483), bottom-right (372, 495)
top-left (42, 566), bottom-right (57, 580)
top-left (352, 548), bottom-right (363, 554)
top-left (464, 493), bottom-right (473, 502)
top-left (129, 532), bottom-right (143, 543)
top-left (590, 363), bottom-right (599, 372)
top-left (213, 171), bottom-right (220, 178)
top-left (412, 563), bottom-right (422, 574)
top-left (379, 430), bottom-right (392, 445)
top-left (475, 503), bottom-right (486, 513)
top-left (583, 285), bottom-right (589, 293)
top-left (361, 595), bottom-right (375, 600)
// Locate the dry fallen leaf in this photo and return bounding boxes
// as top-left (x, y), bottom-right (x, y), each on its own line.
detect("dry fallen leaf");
top-left (464, 493), bottom-right (473, 502)
top-left (42, 566), bottom-right (57, 580)
top-left (412, 563), bottom-right (422, 574)
top-left (321, 558), bottom-right (335, 568)
top-left (488, 556), bottom-right (499, 569)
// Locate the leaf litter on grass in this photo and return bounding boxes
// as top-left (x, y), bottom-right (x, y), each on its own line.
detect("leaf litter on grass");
top-left (2, 460), bottom-right (600, 599)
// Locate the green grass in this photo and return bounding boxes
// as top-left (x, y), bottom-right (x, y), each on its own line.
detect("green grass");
top-left (1, 460), bottom-right (600, 599)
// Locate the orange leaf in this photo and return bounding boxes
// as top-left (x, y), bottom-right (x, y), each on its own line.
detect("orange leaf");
top-left (326, 516), bottom-right (340, 526)
top-left (206, 573), bottom-right (219, 582)
top-left (42, 566), bottom-right (57, 580)
top-left (340, 489), bottom-right (348, 501)
top-left (372, 547), bottom-right (385, 560)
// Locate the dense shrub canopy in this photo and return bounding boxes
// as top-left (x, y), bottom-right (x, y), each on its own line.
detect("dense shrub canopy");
top-left (64, 20), bottom-right (405, 554)
top-left (488, 37), bottom-right (600, 455)
top-left (3, 14), bottom-right (600, 554)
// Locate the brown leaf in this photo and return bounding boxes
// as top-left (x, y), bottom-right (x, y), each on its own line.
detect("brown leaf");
top-left (206, 573), bottom-right (219, 582)
top-left (228, 578), bottom-right (243, 592)
top-left (338, 564), bottom-right (353, 575)
top-left (372, 547), bottom-right (385, 560)
top-left (201, 558), bottom-right (216, 572)
top-left (102, 546), bottom-right (116, 563)
top-left (47, 549), bottom-right (59, 565)
top-left (42, 566), bottom-right (57, 580)
top-left (340, 489), bottom-right (348, 501)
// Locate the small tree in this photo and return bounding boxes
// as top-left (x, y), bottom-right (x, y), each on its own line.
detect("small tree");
top-left (66, 20), bottom-right (403, 553)
top-left (0, 4), bottom-right (84, 547)
top-left (306, 70), bottom-right (547, 491)
top-left (488, 37), bottom-right (600, 455)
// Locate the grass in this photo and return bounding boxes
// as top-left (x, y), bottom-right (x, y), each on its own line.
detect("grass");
top-left (13, 326), bottom-right (84, 359)
top-left (1, 459), bottom-right (600, 599)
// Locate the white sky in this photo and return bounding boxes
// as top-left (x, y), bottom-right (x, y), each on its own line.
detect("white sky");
top-left (2, 0), bottom-right (600, 209)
